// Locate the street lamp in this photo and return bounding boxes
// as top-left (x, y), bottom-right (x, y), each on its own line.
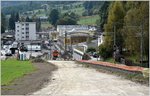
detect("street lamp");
top-left (64, 30), bottom-right (67, 52)
top-left (96, 26), bottom-right (102, 61)
top-left (113, 20), bottom-right (124, 50)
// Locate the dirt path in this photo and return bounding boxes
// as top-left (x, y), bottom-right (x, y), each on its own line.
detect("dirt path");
top-left (1, 62), bottom-right (57, 95)
top-left (31, 61), bottom-right (149, 96)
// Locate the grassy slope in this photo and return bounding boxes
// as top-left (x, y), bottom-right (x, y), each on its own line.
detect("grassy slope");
top-left (1, 59), bottom-right (36, 86)
top-left (78, 15), bottom-right (99, 25)
top-left (41, 21), bottom-right (52, 30)
top-left (61, 7), bottom-right (84, 16)
top-left (13, 2), bottom-right (98, 26)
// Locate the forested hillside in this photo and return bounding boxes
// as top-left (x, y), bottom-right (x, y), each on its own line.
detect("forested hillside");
top-left (99, 1), bottom-right (149, 66)
top-left (1, 1), bottom-right (101, 31)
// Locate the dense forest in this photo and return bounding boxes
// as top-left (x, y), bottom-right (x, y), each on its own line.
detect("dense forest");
top-left (1, 1), bottom-right (78, 15)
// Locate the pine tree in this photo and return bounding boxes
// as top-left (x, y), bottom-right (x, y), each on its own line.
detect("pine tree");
top-left (49, 9), bottom-right (59, 26)
top-left (15, 12), bottom-right (20, 22)
top-left (26, 16), bottom-right (32, 22)
top-left (103, 1), bottom-right (125, 57)
top-left (9, 12), bottom-right (15, 30)
top-left (1, 13), bottom-right (6, 33)
top-left (123, 1), bottom-right (149, 60)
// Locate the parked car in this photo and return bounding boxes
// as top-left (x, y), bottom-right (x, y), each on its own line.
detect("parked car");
top-left (5, 49), bottom-right (12, 56)
top-left (93, 52), bottom-right (99, 58)
top-left (52, 50), bottom-right (59, 60)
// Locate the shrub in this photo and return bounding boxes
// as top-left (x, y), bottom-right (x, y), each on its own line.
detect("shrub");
top-left (86, 47), bottom-right (96, 53)
top-left (125, 59), bottom-right (133, 66)
top-left (99, 44), bottom-right (113, 60)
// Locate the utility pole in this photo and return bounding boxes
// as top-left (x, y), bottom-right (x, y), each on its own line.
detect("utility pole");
top-left (31, 40), bottom-right (32, 57)
top-left (97, 35), bottom-right (99, 61)
top-left (113, 24), bottom-right (116, 48)
top-left (97, 26), bottom-right (100, 61)
top-left (113, 23), bottom-right (117, 63)
top-left (65, 31), bottom-right (67, 52)
top-left (140, 22), bottom-right (144, 65)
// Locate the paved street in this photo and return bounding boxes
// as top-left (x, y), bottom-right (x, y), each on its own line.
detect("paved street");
top-left (31, 61), bottom-right (149, 96)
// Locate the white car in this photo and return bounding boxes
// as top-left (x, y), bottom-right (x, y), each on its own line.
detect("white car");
top-left (5, 49), bottom-right (12, 56)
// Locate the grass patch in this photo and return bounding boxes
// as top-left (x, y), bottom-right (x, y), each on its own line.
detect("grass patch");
top-left (1, 59), bottom-right (36, 86)
top-left (41, 22), bottom-right (52, 29)
top-left (78, 15), bottom-right (99, 25)
top-left (104, 58), bottom-right (115, 63)
top-left (61, 6), bottom-right (84, 16)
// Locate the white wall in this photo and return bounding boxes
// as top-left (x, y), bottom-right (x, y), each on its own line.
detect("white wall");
top-left (29, 23), bottom-right (36, 40)
top-left (98, 35), bottom-right (103, 46)
top-left (15, 22), bottom-right (36, 41)
top-left (15, 23), bottom-right (21, 40)
top-left (57, 25), bottom-right (90, 37)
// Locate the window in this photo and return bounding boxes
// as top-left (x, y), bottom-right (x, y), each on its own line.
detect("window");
top-left (17, 30), bottom-right (19, 32)
top-left (22, 36), bottom-right (24, 38)
top-left (17, 34), bottom-right (19, 36)
top-left (26, 23), bottom-right (29, 26)
top-left (22, 24), bottom-right (24, 26)
top-left (17, 26), bottom-right (19, 28)
top-left (26, 27), bottom-right (29, 30)
top-left (22, 28), bottom-right (24, 30)
top-left (26, 31), bottom-right (29, 34)
top-left (22, 32), bottom-right (24, 34)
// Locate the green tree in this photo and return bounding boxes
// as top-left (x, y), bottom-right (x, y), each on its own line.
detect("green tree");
top-left (104, 1), bottom-right (125, 47)
top-left (15, 12), bottom-right (19, 22)
top-left (49, 9), bottom-right (59, 26)
top-left (98, 1), bottom-right (110, 31)
top-left (36, 18), bottom-right (41, 32)
top-left (20, 16), bottom-right (25, 22)
top-left (122, 1), bottom-right (149, 60)
top-left (8, 12), bottom-right (21, 30)
top-left (57, 12), bottom-right (79, 25)
top-left (9, 12), bottom-right (16, 30)
top-left (99, 44), bottom-right (112, 60)
top-left (26, 16), bottom-right (32, 22)
top-left (102, 1), bottom-right (125, 58)
top-left (57, 16), bottom-right (77, 25)
top-left (1, 13), bottom-right (6, 34)
top-left (69, 12), bottom-right (79, 21)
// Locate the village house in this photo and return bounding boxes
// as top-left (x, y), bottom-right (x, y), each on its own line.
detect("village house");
top-left (56, 25), bottom-right (96, 51)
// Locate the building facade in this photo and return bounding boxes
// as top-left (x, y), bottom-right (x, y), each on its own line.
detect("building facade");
top-left (57, 25), bottom-right (92, 36)
top-left (15, 22), bottom-right (36, 41)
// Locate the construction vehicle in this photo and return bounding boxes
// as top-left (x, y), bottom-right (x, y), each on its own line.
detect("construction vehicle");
top-left (52, 50), bottom-right (59, 60)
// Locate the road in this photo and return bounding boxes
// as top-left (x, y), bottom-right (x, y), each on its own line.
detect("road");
top-left (31, 61), bottom-right (149, 96)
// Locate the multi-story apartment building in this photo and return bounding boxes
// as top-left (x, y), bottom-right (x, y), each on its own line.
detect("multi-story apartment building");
top-left (15, 22), bottom-right (36, 41)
